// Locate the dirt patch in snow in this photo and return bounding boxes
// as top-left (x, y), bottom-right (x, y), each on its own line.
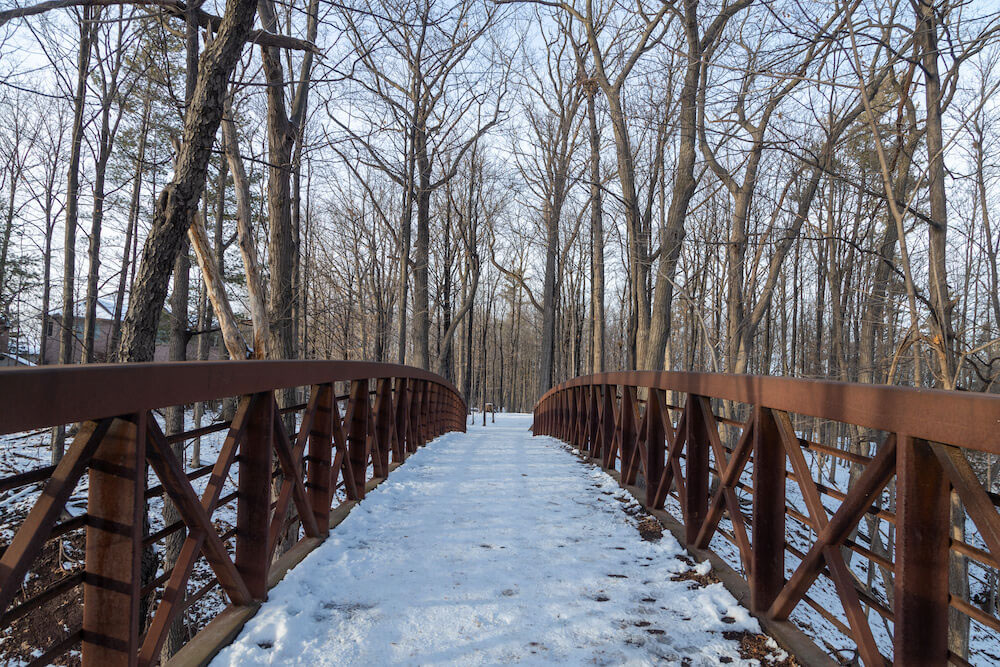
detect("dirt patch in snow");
top-left (636, 516), bottom-right (663, 541)
top-left (723, 630), bottom-right (798, 666)
top-left (670, 569), bottom-right (720, 587)
top-left (1, 532), bottom-right (84, 666)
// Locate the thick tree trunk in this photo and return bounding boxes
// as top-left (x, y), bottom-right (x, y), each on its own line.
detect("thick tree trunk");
top-left (644, 28), bottom-right (698, 371)
top-left (917, 0), bottom-right (966, 657)
top-left (412, 129), bottom-right (431, 369)
top-left (187, 209), bottom-right (250, 358)
top-left (587, 89), bottom-right (605, 373)
top-left (604, 91), bottom-right (648, 366)
top-left (396, 120), bottom-right (415, 364)
top-left (116, 0), bottom-right (259, 363)
top-left (161, 11), bottom-right (201, 657)
top-left (538, 198), bottom-right (559, 396)
top-left (220, 108), bottom-right (267, 355)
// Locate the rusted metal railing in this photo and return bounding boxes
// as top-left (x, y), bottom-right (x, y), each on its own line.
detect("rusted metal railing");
top-left (0, 360), bottom-right (465, 666)
top-left (533, 371), bottom-right (1000, 666)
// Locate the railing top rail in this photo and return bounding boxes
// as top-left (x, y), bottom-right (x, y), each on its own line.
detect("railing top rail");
top-left (0, 360), bottom-right (463, 436)
top-left (538, 370), bottom-right (1000, 454)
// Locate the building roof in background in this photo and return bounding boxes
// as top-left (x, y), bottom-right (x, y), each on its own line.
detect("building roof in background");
top-left (0, 352), bottom-right (35, 366)
top-left (49, 295), bottom-right (171, 320)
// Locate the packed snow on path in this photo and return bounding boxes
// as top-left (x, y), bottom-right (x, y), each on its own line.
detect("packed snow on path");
top-left (213, 413), bottom-right (787, 666)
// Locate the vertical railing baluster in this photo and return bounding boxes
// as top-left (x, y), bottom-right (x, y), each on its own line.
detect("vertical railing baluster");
top-left (432, 384), bottom-right (442, 437)
top-left (420, 381), bottom-right (431, 444)
top-left (645, 388), bottom-right (666, 508)
top-left (409, 381), bottom-right (419, 447)
top-left (684, 394), bottom-right (710, 545)
top-left (894, 434), bottom-right (950, 664)
top-left (607, 386), bottom-right (620, 469)
top-left (621, 386), bottom-right (638, 485)
top-left (750, 407), bottom-right (784, 614)
top-left (236, 393), bottom-right (273, 601)
top-left (374, 379), bottom-right (393, 475)
top-left (82, 414), bottom-right (146, 666)
top-left (566, 387), bottom-right (580, 447)
top-left (601, 384), bottom-right (615, 469)
top-left (346, 380), bottom-right (370, 499)
top-left (393, 377), bottom-right (410, 461)
top-left (307, 384), bottom-right (334, 536)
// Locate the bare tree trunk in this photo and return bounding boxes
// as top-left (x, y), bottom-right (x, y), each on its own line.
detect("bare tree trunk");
top-left (82, 25), bottom-right (124, 363)
top-left (538, 196), bottom-right (559, 394)
top-left (52, 6), bottom-right (97, 463)
top-left (916, 0), bottom-right (966, 656)
top-left (587, 87), bottom-right (605, 373)
top-left (38, 119), bottom-right (65, 369)
top-left (110, 92), bottom-right (150, 355)
top-left (161, 9), bottom-right (201, 656)
top-left (413, 129), bottom-right (431, 369)
top-left (116, 0), bottom-right (259, 363)
top-left (645, 0), bottom-right (752, 370)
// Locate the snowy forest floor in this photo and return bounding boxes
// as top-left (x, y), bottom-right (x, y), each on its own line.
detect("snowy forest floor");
top-left (212, 414), bottom-right (792, 666)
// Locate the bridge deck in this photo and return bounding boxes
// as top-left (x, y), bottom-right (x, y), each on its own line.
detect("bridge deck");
top-left (212, 414), bottom-right (787, 666)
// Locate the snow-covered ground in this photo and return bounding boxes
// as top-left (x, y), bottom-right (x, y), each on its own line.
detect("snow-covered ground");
top-left (212, 413), bottom-right (787, 666)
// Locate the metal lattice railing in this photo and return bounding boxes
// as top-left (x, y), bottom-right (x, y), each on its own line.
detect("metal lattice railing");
top-left (0, 360), bottom-right (466, 666)
top-left (533, 371), bottom-right (1000, 666)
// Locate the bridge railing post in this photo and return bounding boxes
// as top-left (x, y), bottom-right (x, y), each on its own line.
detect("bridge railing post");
top-left (346, 380), bottom-right (370, 499)
top-left (82, 414), bottom-right (145, 666)
top-left (405, 381), bottom-right (419, 451)
top-left (894, 435), bottom-right (950, 664)
top-left (620, 386), bottom-right (639, 486)
top-left (566, 387), bottom-right (580, 447)
top-left (393, 378), bottom-right (410, 461)
top-left (683, 395), bottom-right (710, 546)
top-left (236, 393), bottom-right (274, 602)
top-left (544, 396), bottom-right (555, 436)
top-left (374, 379), bottom-right (394, 475)
top-left (307, 384), bottom-right (334, 536)
top-left (420, 381), bottom-right (431, 444)
top-left (600, 385), bottom-right (616, 469)
top-left (433, 384), bottom-right (443, 437)
top-left (564, 389), bottom-right (573, 443)
top-left (750, 406), bottom-right (785, 614)
top-left (645, 388), bottom-right (666, 508)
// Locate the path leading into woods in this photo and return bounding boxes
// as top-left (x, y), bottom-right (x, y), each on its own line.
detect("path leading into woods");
top-left (212, 414), bottom-right (789, 666)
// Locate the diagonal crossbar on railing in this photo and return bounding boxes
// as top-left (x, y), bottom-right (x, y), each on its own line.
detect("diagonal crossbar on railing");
top-left (533, 371), bottom-right (1000, 667)
top-left (0, 361), bottom-right (466, 666)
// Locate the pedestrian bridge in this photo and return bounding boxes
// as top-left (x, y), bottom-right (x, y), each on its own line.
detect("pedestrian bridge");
top-left (1, 362), bottom-right (998, 666)
top-left (213, 415), bottom-right (781, 665)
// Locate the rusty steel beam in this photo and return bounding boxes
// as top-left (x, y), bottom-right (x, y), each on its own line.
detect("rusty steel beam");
top-left (535, 371), bottom-right (1000, 454)
top-left (0, 361), bottom-right (464, 436)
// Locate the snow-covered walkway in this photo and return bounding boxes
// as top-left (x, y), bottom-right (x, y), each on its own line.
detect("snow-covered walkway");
top-left (213, 414), bottom-right (787, 666)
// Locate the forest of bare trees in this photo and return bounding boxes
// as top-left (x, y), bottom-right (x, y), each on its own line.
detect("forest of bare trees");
top-left (2, 0), bottom-right (998, 414)
top-left (0, 0), bottom-right (996, 411)
top-left (1, 0), bottom-right (1000, 661)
